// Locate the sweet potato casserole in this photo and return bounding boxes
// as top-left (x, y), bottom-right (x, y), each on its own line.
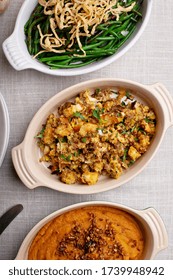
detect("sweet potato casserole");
top-left (28, 206), bottom-right (144, 260)
top-left (36, 87), bottom-right (156, 185)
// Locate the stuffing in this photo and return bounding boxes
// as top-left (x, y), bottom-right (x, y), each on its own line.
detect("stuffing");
top-left (36, 87), bottom-right (156, 185)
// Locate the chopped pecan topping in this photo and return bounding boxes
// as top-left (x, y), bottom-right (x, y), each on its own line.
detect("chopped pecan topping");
top-left (56, 211), bottom-right (128, 259)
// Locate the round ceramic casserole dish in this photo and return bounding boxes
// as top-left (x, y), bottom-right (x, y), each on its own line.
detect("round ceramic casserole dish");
top-left (2, 0), bottom-right (152, 76)
top-left (15, 201), bottom-right (168, 260)
top-left (12, 78), bottom-right (173, 194)
top-left (0, 91), bottom-right (10, 167)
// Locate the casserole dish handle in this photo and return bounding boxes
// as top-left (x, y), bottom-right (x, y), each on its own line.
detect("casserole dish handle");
top-left (3, 32), bottom-right (32, 71)
top-left (150, 83), bottom-right (173, 128)
top-left (12, 143), bottom-right (40, 189)
top-left (143, 208), bottom-right (168, 257)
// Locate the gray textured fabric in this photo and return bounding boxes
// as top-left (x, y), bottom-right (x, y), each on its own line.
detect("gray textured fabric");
top-left (0, 0), bottom-right (173, 260)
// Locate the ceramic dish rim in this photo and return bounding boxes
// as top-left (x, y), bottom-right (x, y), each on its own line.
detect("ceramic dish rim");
top-left (0, 92), bottom-right (10, 167)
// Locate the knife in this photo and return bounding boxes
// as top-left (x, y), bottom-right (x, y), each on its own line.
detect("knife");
top-left (0, 204), bottom-right (23, 235)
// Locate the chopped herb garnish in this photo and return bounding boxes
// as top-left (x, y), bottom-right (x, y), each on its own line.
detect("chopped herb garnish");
top-left (121, 101), bottom-right (126, 106)
top-left (111, 90), bottom-right (118, 94)
top-left (73, 112), bottom-right (86, 121)
top-left (66, 155), bottom-right (72, 161)
top-left (131, 126), bottom-right (136, 133)
top-left (121, 130), bottom-right (127, 135)
top-left (35, 127), bottom-right (45, 139)
top-left (126, 91), bottom-right (131, 98)
top-left (144, 117), bottom-right (156, 124)
top-left (61, 136), bottom-right (68, 143)
top-left (60, 154), bottom-right (71, 161)
top-left (92, 107), bottom-right (101, 120)
top-left (81, 137), bottom-right (87, 143)
top-left (96, 127), bottom-right (103, 131)
top-left (128, 160), bottom-right (135, 167)
top-left (144, 117), bottom-right (151, 123)
top-left (95, 88), bottom-right (101, 94)
top-left (122, 148), bottom-right (128, 162)
top-left (74, 150), bottom-right (82, 157)
top-left (117, 112), bottom-right (121, 117)
top-left (134, 137), bottom-right (138, 141)
top-left (138, 127), bottom-right (147, 135)
top-left (51, 168), bottom-right (60, 174)
top-left (60, 154), bottom-right (67, 160)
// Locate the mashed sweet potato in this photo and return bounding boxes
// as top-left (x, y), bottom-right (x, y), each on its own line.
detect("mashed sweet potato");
top-left (28, 206), bottom-right (145, 260)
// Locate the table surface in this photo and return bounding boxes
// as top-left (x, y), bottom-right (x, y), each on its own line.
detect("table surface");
top-left (0, 0), bottom-right (173, 260)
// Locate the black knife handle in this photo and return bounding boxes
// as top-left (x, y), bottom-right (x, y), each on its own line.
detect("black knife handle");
top-left (0, 204), bottom-right (23, 235)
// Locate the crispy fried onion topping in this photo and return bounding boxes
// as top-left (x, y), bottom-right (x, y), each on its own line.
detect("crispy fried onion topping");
top-left (36, 0), bottom-right (136, 57)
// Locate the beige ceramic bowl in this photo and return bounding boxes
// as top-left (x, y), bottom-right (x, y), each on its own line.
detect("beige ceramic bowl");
top-left (12, 78), bottom-right (173, 194)
top-left (15, 201), bottom-right (168, 260)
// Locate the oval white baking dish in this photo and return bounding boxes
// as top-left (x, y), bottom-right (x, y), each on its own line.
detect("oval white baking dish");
top-left (2, 0), bottom-right (152, 76)
top-left (11, 78), bottom-right (173, 194)
top-left (15, 201), bottom-right (168, 260)
top-left (0, 91), bottom-right (10, 167)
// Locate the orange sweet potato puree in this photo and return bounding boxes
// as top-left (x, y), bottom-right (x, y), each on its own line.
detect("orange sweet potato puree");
top-left (28, 206), bottom-right (144, 260)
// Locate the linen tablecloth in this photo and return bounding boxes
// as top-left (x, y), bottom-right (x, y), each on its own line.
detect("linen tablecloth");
top-left (0, 0), bottom-right (173, 260)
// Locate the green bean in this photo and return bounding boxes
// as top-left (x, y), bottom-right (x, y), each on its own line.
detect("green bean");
top-left (48, 59), bottom-right (98, 69)
top-left (96, 37), bottom-right (116, 41)
top-left (39, 55), bottom-right (72, 62)
top-left (24, 5), bottom-right (43, 34)
top-left (86, 30), bottom-right (105, 44)
top-left (120, 13), bottom-right (135, 22)
top-left (97, 20), bottom-right (122, 28)
top-left (109, 30), bottom-right (120, 38)
top-left (131, 17), bottom-right (138, 23)
top-left (88, 24), bottom-right (116, 44)
top-left (90, 19), bottom-right (131, 45)
top-left (40, 49), bottom-right (115, 63)
top-left (44, 15), bottom-right (51, 34)
top-left (115, 25), bottom-right (136, 49)
top-left (34, 29), bottom-right (39, 55)
top-left (46, 59), bottom-right (72, 66)
top-left (83, 42), bottom-right (103, 50)
top-left (27, 16), bottom-right (46, 54)
top-left (84, 49), bottom-right (115, 55)
top-left (133, 9), bottom-right (142, 17)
